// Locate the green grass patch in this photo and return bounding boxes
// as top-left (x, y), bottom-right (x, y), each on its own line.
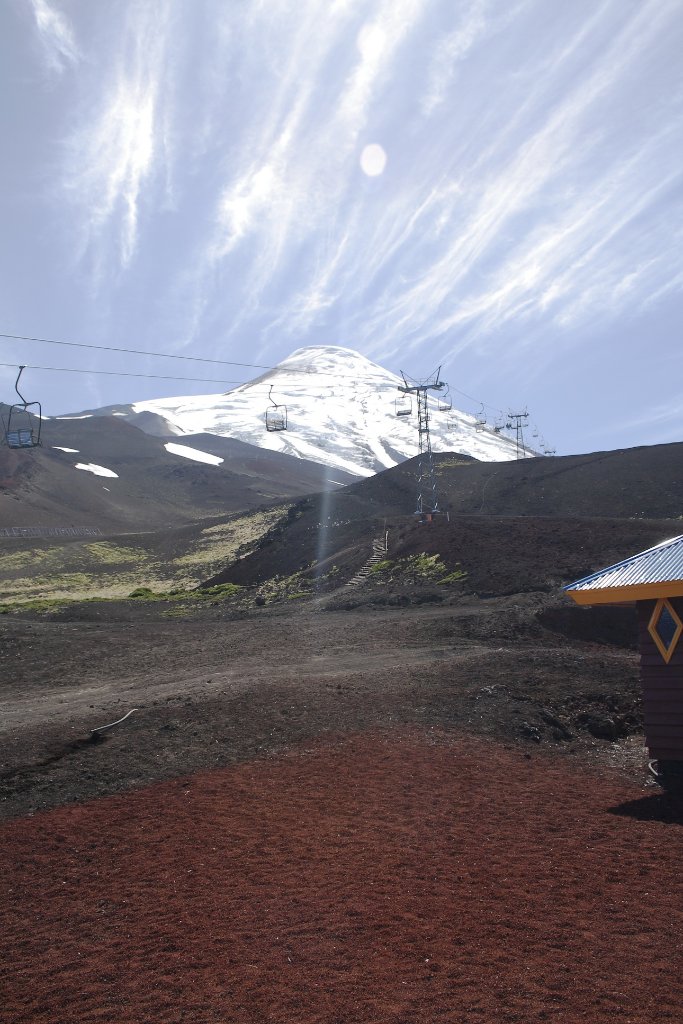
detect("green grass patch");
top-left (128, 587), bottom-right (160, 599)
top-left (251, 567), bottom-right (314, 603)
top-left (437, 567), bottom-right (468, 584)
top-left (0, 596), bottom-right (74, 615)
top-left (435, 457), bottom-right (473, 473)
top-left (364, 552), bottom-right (466, 586)
top-left (369, 559), bottom-right (394, 573)
top-left (84, 542), bottom-right (148, 565)
top-left (127, 582), bottom-right (242, 602)
top-left (0, 548), bottom-right (53, 572)
top-left (173, 507), bottom-right (290, 570)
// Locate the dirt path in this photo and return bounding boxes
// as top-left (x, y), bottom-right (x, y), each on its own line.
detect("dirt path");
top-left (0, 599), bottom-right (644, 820)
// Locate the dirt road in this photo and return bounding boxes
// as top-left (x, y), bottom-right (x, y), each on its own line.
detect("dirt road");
top-left (1, 595), bottom-right (643, 819)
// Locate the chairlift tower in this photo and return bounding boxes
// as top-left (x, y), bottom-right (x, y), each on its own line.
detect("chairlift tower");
top-left (398, 368), bottom-right (446, 521)
top-left (507, 409), bottom-right (529, 460)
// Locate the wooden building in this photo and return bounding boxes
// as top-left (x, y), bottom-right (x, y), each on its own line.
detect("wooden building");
top-left (564, 535), bottom-right (683, 785)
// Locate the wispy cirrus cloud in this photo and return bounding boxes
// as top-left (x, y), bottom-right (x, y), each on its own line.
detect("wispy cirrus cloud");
top-left (164, 0), bottom-right (681, 376)
top-left (311, 0), bottom-right (683, 363)
top-left (30, 0), bottom-right (80, 73)
top-left (602, 397), bottom-right (683, 445)
top-left (36, 0), bottom-right (682, 411)
top-left (194, 0), bottom-right (428, 340)
top-left (420, 0), bottom-right (489, 116)
top-left (62, 1), bottom-right (175, 274)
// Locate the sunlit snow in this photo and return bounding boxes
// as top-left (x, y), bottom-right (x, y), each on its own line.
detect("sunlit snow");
top-left (164, 442), bottom-right (224, 466)
top-left (74, 463), bottom-right (118, 478)
top-left (131, 347), bottom-right (533, 478)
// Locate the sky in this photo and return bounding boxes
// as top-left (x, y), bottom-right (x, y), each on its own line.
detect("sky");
top-left (1, 0), bottom-right (682, 456)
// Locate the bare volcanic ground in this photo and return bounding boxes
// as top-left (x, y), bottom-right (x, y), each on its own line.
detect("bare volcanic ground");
top-left (2, 729), bottom-right (683, 1024)
top-left (0, 415), bottom-right (355, 533)
top-left (205, 443), bottom-right (683, 598)
top-left (1, 595), bottom-right (681, 1023)
top-left (0, 597), bottom-right (647, 819)
top-left (2, 436), bottom-right (683, 1024)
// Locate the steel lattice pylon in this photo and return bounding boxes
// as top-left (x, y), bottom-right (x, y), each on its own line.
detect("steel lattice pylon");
top-left (507, 409), bottom-right (529, 460)
top-left (398, 367), bottom-right (445, 521)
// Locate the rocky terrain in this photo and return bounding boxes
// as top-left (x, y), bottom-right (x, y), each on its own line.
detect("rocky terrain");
top-left (2, 438), bottom-right (682, 1024)
top-left (2, 439), bottom-right (682, 818)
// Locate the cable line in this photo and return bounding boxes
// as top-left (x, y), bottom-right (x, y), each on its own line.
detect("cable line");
top-left (0, 361), bottom-right (357, 390)
top-left (447, 383), bottom-right (505, 418)
top-left (0, 362), bottom-right (247, 385)
top-left (1, 330), bottom-right (519, 417)
top-left (0, 331), bottom-right (279, 373)
top-left (1, 331), bottom-right (370, 384)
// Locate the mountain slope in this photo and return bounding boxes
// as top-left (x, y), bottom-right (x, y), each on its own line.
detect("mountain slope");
top-left (0, 414), bottom-right (356, 531)
top-left (67, 346), bottom-right (534, 477)
top-left (204, 441), bottom-right (683, 593)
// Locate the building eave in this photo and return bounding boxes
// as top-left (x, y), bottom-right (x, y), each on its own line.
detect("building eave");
top-left (566, 581), bottom-right (683, 606)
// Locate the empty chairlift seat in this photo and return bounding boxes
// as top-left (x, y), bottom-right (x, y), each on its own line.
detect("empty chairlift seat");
top-left (265, 385), bottom-right (287, 432)
top-left (3, 367), bottom-right (42, 449)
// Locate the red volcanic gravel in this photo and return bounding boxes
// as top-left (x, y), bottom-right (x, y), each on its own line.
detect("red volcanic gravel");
top-left (1, 729), bottom-right (682, 1024)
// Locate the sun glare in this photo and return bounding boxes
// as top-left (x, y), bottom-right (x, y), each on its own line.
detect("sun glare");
top-left (360, 143), bottom-right (387, 177)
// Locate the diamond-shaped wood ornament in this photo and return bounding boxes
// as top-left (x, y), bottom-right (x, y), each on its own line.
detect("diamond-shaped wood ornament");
top-left (648, 598), bottom-right (683, 663)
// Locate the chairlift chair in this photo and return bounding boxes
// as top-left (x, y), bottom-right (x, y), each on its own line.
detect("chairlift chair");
top-left (265, 385), bottom-right (287, 432)
top-left (4, 366), bottom-right (42, 449)
top-left (437, 387), bottom-right (452, 413)
top-left (474, 405), bottom-right (487, 431)
top-left (395, 394), bottom-right (412, 417)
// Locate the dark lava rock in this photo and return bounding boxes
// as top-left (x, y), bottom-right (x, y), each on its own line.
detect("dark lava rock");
top-left (576, 711), bottom-right (619, 741)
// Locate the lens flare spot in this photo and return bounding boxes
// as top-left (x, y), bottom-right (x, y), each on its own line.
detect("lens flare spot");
top-left (360, 144), bottom-right (387, 177)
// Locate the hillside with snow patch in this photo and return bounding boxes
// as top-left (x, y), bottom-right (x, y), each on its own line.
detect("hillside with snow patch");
top-left (73, 347), bottom-right (535, 478)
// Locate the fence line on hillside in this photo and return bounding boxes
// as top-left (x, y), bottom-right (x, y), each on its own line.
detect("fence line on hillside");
top-left (0, 527), bottom-right (102, 538)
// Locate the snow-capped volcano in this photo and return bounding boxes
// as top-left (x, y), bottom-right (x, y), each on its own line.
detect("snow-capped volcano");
top-left (79, 346), bottom-right (533, 478)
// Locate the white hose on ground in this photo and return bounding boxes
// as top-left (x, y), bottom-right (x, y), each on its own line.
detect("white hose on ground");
top-left (91, 708), bottom-right (139, 734)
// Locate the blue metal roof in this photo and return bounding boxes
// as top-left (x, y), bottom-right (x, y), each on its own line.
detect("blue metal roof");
top-left (564, 534), bottom-right (683, 593)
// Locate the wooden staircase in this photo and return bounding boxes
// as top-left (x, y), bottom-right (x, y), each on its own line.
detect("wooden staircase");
top-left (345, 536), bottom-right (388, 587)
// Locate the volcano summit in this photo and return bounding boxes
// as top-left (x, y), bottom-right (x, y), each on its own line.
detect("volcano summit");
top-left (69, 346), bottom-right (533, 478)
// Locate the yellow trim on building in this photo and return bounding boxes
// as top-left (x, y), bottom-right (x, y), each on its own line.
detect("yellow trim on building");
top-left (647, 598), bottom-right (683, 664)
top-left (566, 581), bottom-right (683, 606)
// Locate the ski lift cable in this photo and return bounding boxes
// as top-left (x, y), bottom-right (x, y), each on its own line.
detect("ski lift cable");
top-left (1, 333), bottom-right (528, 419)
top-left (0, 362), bottom-right (537, 430)
top-left (447, 384), bottom-right (506, 418)
top-left (0, 361), bottom-right (360, 390)
top-left (2, 330), bottom-right (414, 384)
top-left (2, 330), bottom-right (508, 409)
top-left (0, 361), bottom-right (250, 386)
top-left (0, 360), bottom-right (448, 396)
top-left (0, 331), bottom-right (280, 373)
